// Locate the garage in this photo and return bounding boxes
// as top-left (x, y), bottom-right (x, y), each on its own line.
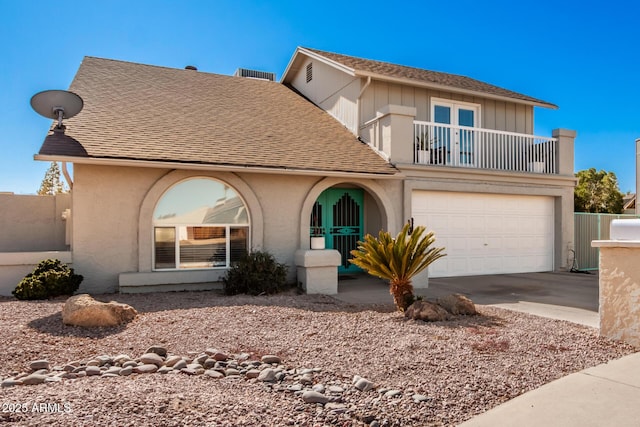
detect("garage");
top-left (411, 191), bottom-right (554, 277)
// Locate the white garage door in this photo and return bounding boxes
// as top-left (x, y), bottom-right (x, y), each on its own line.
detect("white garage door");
top-left (412, 191), bottom-right (554, 277)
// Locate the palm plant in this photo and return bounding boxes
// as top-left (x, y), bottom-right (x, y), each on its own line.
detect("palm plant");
top-left (349, 223), bottom-right (446, 312)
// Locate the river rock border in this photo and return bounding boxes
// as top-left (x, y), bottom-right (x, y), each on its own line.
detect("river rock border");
top-left (1, 345), bottom-right (430, 423)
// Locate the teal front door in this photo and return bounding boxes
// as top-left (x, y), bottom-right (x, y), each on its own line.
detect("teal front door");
top-left (310, 188), bottom-right (364, 273)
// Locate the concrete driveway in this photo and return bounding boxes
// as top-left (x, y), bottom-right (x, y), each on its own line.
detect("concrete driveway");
top-left (337, 271), bottom-right (599, 327)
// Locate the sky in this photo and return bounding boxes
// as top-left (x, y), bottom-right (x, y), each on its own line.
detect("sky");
top-left (1, 0), bottom-right (639, 194)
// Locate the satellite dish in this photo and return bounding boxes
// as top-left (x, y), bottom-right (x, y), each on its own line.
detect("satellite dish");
top-left (31, 90), bottom-right (83, 129)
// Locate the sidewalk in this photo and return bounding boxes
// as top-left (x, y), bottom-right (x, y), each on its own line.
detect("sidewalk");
top-left (335, 272), bottom-right (640, 427)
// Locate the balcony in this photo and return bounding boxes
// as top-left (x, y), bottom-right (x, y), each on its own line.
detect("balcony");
top-left (413, 121), bottom-right (557, 174)
top-left (359, 113), bottom-right (562, 175)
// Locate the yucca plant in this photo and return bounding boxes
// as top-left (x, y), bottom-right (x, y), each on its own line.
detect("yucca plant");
top-left (349, 223), bottom-right (446, 312)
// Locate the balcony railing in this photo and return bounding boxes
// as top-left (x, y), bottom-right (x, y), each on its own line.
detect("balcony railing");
top-left (414, 121), bottom-right (557, 174)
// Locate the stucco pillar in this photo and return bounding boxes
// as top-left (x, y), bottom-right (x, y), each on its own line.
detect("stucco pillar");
top-left (377, 105), bottom-right (417, 164)
top-left (295, 249), bottom-right (341, 295)
top-left (552, 128), bottom-right (576, 176)
top-left (591, 240), bottom-right (640, 348)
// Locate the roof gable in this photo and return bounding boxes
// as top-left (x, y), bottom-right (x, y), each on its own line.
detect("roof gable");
top-left (283, 47), bottom-right (557, 109)
top-left (38, 57), bottom-right (397, 176)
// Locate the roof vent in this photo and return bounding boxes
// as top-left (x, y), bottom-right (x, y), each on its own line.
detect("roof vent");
top-left (185, 65), bottom-right (197, 71)
top-left (234, 68), bottom-right (276, 81)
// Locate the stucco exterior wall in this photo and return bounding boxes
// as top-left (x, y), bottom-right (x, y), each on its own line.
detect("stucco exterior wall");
top-left (287, 57), bottom-right (360, 134)
top-left (0, 193), bottom-right (70, 251)
top-left (361, 81), bottom-right (534, 134)
top-left (72, 164), bottom-right (402, 293)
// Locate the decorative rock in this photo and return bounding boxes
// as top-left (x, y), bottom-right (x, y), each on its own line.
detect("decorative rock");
top-left (63, 364), bottom-right (76, 372)
top-left (29, 360), bottom-right (50, 371)
top-left (384, 390), bottom-right (401, 398)
top-left (96, 355), bottom-right (113, 366)
top-left (164, 355), bottom-right (182, 367)
top-left (212, 352), bottom-right (229, 361)
top-left (354, 377), bottom-right (375, 392)
top-left (32, 369), bottom-right (49, 376)
top-left (1, 379), bottom-right (23, 387)
top-left (404, 300), bottom-right (449, 322)
top-left (203, 358), bottom-right (216, 369)
top-left (113, 354), bottom-right (131, 364)
top-left (86, 360), bottom-right (101, 367)
top-left (258, 368), bottom-right (276, 382)
top-left (412, 394), bottom-right (430, 403)
top-left (302, 390), bottom-right (329, 404)
top-left (61, 372), bottom-right (77, 379)
top-left (180, 367), bottom-right (203, 376)
top-left (62, 294), bottom-right (138, 327)
top-left (139, 353), bottom-right (164, 367)
top-left (22, 374), bottom-right (47, 385)
top-left (119, 366), bottom-right (133, 376)
top-left (245, 369), bottom-right (261, 379)
top-left (145, 345), bottom-right (168, 358)
top-left (122, 360), bottom-right (138, 369)
top-left (105, 366), bottom-right (121, 375)
top-left (436, 293), bottom-right (476, 315)
top-left (325, 402), bottom-right (348, 412)
top-left (45, 376), bottom-right (63, 383)
top-left (261, 355), bottom-right (281, 364)
top-left (328, 385), bottom-right (344, 394)
top-left (312, 383), bottom-right (325, 393)
top-left (85, 366), bottom-right (102, 376)
top-left (225, 368), bottom-right (240, 377)
top-left (157, 366), bottom-right (173, 374)
top-left (204, 369), bottom-right (224, 379)
top-left (173, 360), bottom-right (188, 370)
top-left (287, 384), bottom-right (303, 392)
top-left (300, 374), bottom-right (313, 385)
top-left (133, 364), bottom-right (158, 374)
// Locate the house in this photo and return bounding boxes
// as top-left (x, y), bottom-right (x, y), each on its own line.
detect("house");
top-left (34, 47), bottom-right (576, 294)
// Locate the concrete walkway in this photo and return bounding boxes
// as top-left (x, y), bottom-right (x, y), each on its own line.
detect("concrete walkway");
top-left (335, 272), bottom-right (640, 427)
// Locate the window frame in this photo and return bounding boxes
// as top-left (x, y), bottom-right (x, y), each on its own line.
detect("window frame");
top-left (151, 178), bottom-right (250, 271)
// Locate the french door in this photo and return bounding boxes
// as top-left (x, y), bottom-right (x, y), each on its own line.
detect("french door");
top-left (432, 99), bottom-right (480, 166)
top-left (310, 188), bottom-right (363, 273)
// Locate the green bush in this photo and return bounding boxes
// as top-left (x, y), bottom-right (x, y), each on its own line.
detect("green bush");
top-left (12, 259), bottom-right (83, 300)
top-left (222, 250), bottom-right (288, 296)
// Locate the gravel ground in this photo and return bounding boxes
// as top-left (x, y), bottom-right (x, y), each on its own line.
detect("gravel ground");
top-left (0, 290), bottom-right (635, 426)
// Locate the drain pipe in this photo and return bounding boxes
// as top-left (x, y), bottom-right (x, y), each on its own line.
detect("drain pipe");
top-left (61, 161), bottom-right (73, 190)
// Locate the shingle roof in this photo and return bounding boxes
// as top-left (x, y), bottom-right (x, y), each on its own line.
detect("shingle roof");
top-left (301, 48), bottom-right (557, 109)
top-left (38, 57), bottom-right (397, 176)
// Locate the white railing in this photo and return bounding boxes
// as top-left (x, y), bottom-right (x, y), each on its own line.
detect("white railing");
top-left (414, 121), bottom-right (557, 174)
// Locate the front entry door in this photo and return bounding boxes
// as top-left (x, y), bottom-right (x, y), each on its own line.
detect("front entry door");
top-left (310, 188), bottom-right (364, 273)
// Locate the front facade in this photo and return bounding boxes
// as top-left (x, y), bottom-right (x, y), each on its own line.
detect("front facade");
top-left (282, 48), bottom-right (575, 279)
top-left (35, 48), bottom-right (576, 294)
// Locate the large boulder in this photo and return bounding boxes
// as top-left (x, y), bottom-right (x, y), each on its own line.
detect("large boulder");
top-left (62, 294), bottom-right (137, 327)
top-left (404, 300), bottom-right (449, 322)
top-left (437, 293), bottom-right (476, 315)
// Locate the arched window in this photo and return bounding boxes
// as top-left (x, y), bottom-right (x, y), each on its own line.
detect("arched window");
top-left (152, 178), bottom-right (250, 270)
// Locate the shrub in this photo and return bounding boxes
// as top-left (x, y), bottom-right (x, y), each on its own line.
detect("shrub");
top-left (12, 259), bottom-right (83, 300)
top-left (222, 250), bottom-right (288, 296)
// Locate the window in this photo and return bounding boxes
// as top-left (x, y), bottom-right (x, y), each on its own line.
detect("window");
top-left (306, 62), bottom-right (313, 83)
top-left (153, 178), bottom-right (249, 270)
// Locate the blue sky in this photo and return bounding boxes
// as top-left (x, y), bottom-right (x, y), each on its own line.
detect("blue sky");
top-left (2, 0), bottom-right (639, 194)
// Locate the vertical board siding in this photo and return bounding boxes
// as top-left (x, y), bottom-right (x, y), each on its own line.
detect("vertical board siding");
top-left (361, 81), bottom-right (534, 134)
top-left (574, 213), bottom-right (640, 271)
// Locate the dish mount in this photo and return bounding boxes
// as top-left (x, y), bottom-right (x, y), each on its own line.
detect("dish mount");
top-left (30, 90), bottom-right (83, 131)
